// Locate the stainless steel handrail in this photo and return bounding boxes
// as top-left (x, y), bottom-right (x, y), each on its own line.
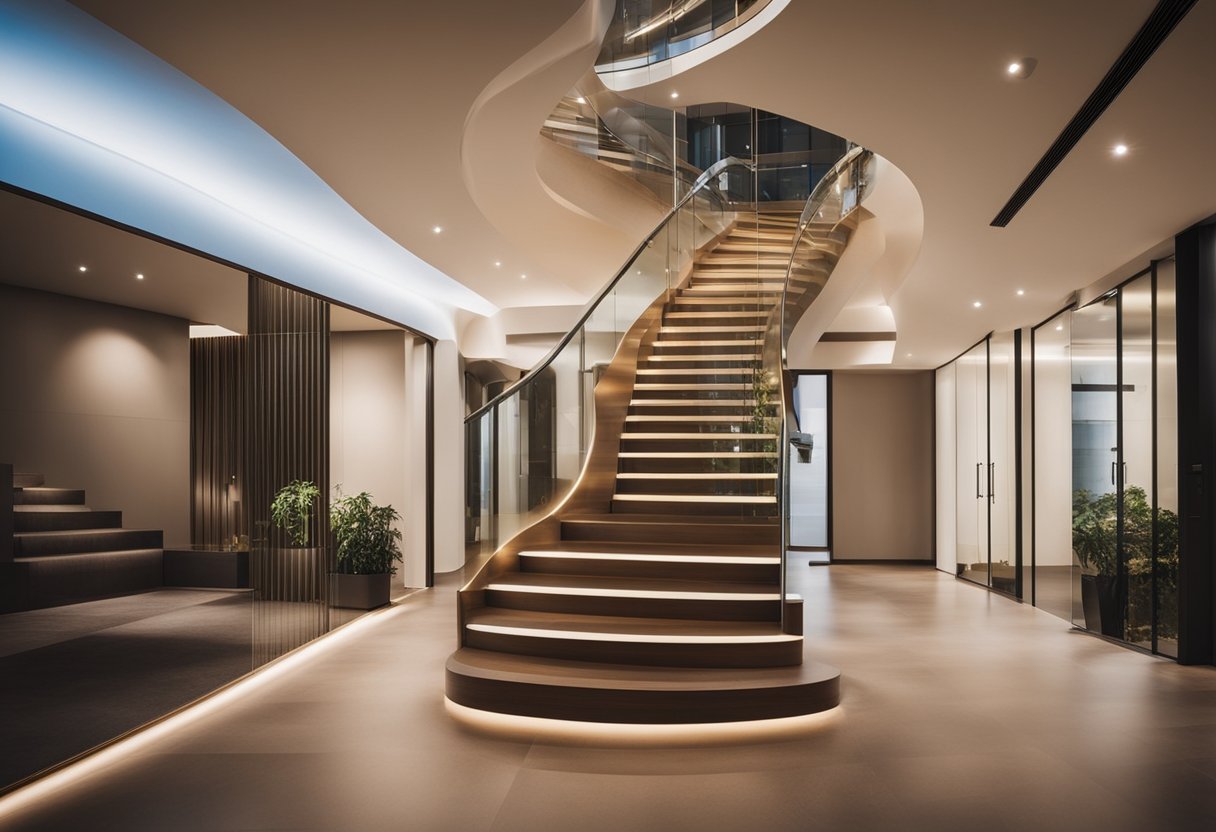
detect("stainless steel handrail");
top-left (465, 154), bottom-right (753, 423)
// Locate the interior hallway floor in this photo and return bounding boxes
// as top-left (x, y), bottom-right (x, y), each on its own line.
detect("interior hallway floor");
top-left (2, 560), bottom-right (1216, 832)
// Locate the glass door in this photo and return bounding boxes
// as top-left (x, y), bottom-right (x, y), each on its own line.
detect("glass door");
top-left (989, 331), bottom-right (1018, 595)
top-left (1121, 275), bottom-right (1154, 648)
top-left (1071, 296), bottom-right (1120, 636)
top-left (955, 341), bottom-right (989, 585)
top-left (787, 373), bottom-right (830, 558)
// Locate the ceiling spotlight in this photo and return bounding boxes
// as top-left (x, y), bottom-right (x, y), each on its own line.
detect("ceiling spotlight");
top-left (973, 301), bottom-right (983, 308)
top-left (432, 225), bottom-right (443, 234)
top-left (1016, 289), bottom-right (1025, 296)
top-left (1113, 143), bottom-right (1129, 157)
top-left (520, 274), bottom-right (527, 280)
top-left (1056, 324), bottom-right (1064, 331)
top-left (78, 265), bottom-right (87, 272)
top-left (494, 261), bottom-right (502, 268)
top-left (575, 96), bottom-right (586, 104)
top-left (906, 353), bottom-right (913, 358)
top-left (1005, 57), bottom-right (1036, 79)
top-left (136, 273), bottom-right (144, 280)
top-left (670, 91), bottom-right (679, 99)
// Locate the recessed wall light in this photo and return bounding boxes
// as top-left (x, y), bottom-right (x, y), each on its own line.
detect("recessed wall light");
top-left (136, 273), bottom-right (144, 280)
top-left (1016, 289), bottom-right (1025, 296)
top-left (1113, 143), bottom-right (1129, 157)
top-left (432, 225), bottom-right (443, 234)
top-left (973, 301), bottom-right (983, 308)
top-left (78, 265), bottom-right (87, 272)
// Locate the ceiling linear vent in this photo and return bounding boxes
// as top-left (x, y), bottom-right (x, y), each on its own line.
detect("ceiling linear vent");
top-left (990, 0), bottom-right (1198, 228)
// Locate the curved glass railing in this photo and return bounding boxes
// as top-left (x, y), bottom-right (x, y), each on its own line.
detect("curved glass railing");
top-left (765, 146), bottom-right (875, 627)
top-left (596, 0), bottom-right (773, 74)
top-left (541, 90), bottom-right (701, 203)
top-left (464, 156), bottom-right (755, 561)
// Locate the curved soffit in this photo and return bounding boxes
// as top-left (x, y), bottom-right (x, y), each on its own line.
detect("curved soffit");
top-left (0, 0), bottom-right (498, 339)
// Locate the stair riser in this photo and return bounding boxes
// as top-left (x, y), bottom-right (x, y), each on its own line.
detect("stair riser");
top-left (14, 510), bottom-right (122, 533)
top-left (656, 332), bottom-right (765, 342)
top-left (649, 344), bottom-right (762, 354)
top-left (561, 520), bottom-right (779, 546)
top-left (484, 589), bottom-right (781, 621)
top-left (13, 488), bottom-right (86, 505)
top-left (618, 438), bottom-right (776, 453)
top-left (613, 500), bottom-right (778, 518)
top-left (628, 404), bottom-right (768, 416)
top-left (624, 422), bottom-right (757, 433)
top-left (3, 550), bottom-right (164, 612)
top-left (618, 458), bottom-right (777, 474)
top-left (519, 555), bottom-right (778, 582)
top-left (12, 473), bottom-right (45, 488)
top-left (14, 529), bottom-right (163, 556)
top-left (614, 479), bottom-right (777, 497)
top-left (463, 630), bottom-right (799, 668)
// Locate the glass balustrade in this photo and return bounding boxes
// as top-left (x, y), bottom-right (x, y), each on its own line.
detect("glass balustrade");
top-left (464, 157), bottom-right (754, 562)
top-left (596, 0), bottom-right (773, 74)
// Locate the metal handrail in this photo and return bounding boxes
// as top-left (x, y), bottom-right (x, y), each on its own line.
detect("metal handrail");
top-left (465, 155), bottom-right (753, 423)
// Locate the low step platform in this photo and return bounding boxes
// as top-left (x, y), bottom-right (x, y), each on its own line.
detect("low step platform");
top-left (445, 648), bottom-right (840, 724)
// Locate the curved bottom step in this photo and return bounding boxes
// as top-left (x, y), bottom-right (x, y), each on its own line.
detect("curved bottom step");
top-left (445, 648), bottom-right (840, 724)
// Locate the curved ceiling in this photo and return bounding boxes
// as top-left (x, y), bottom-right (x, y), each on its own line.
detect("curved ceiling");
top-left (69, 0), bottom-right (655, 319)
top-left (609, 0), bottom-right (1216, 367)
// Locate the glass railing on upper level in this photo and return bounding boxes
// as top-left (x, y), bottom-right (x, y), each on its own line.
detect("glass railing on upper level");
top-left (541, 90), bottom-right (702, 203)
top-left (764, 146), bottom-right (875, 627)
top-left (595, 0), bottom-right (773, 74)
top-left (464, 156), bottom-right (755, 562)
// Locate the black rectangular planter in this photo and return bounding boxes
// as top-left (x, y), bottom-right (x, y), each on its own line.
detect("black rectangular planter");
top-left (331, 572), bottom-right (391, 610)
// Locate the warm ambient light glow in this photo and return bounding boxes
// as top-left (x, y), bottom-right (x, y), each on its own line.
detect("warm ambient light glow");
top-left (0, 604), bottom-right (409, 821)
top-left (575, 96), bottom-right (586, 104)
top-left (78, 265), bottom-right (87, 272)
top-left (1113, 143), bottom-right (1129, 157)
top-left (444, 699), bottom-right (842, 747)
top-left (432, 225), bottom-right (442, 234)
top-left (670, 91), bottom-right (679, 99)
top-left (494, 261), bottom-right (501, 267)
top-left (188, 324), bottom-right (241, 339)
top-left (1007, 62), bottom-right (1022, 75)
top-left (135, 273), bottom-right (144, 280)
top-left (1056, 324), bottom-right (1064, 331)
top-left (973, 301), bottom-right (983, 308)
top-left (520, 273), bottom-right (527, 280)
top-left (1016, 289), bottom-right (1025, 296)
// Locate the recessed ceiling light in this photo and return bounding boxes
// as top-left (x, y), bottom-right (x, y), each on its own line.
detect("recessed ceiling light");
top-left (1016, 289), bottom-right (1025, 296)
top-left (973, 301), bottom-right (983, 308)
top-left (1005, 57), bottom-right (1036, 79)
top-left (575, 96), bottom-right (586, 104)
top-left (78, 265), bottom-right (87, 272)
top-left (136, 273), bottom-right (144, 280)
top-left (906, 353), bottom-right (913, 358)
top-left (432, 225), bottom-right (443, 234)
top-left (520, 274), bottom-right (527, 280)
top-left (1056, 324), bottom-right (1064, 331)
top-left (670, 91), bottom-right (679, 99)
top-left (494, 261), bottom-right (502, 268)
top-left (1113, 143), bottom-right (1129, 157)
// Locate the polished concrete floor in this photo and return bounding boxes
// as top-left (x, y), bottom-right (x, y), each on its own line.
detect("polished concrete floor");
top-left (2, 560), bottom-right (1215, 831)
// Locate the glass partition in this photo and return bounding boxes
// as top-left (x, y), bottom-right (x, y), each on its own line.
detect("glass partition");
top-left (464, 157), bottom-right (751, 563)
top-left (1155, 261), bottom-right (1179, 657)
top-left (1033, 310), bottom-right (1075, 621)
top-left (596, 1), bottom-right (772, 73)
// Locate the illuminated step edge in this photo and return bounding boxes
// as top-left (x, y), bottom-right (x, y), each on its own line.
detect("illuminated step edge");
top-left (618, 451), bottom-right (772, 458)
top-left (484, 584), bottom-right (781, 601)
top-left (519, 550), bottom-right (780, 564)
top-left (444, 699), bottom-right (842, 745)
top-left (624, 415), bottom-right (750, 422)
top-left (612, 494), bottom-right (777, 504)
top-left (620, 433), bottom-right (778, 440)
top-left (615, 472), bottom-right (777, 480)
top-left (635, 368), bottom-right (751, 375)
top-left (466, 624), bottom-right (798, 644)
top-left (652, 340), bottom-right (764, 347)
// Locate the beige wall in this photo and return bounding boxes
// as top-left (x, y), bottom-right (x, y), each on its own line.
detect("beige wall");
top-left (832, 370), bottom-right (935, 560)
top-left (330, 330), bottom-right (414, 584)
top-left (0, 284), bottom-right (189, 544)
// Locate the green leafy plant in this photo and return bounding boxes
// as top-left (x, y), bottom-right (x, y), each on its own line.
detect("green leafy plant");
top-left (330, 491), bottom-right (403, 576)
top-left (270, 480), bottom-right (321, 547)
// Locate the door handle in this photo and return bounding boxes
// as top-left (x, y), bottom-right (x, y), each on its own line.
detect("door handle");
top-left (976, 463), bottom-right (983, 498)
top-left (989, 462), bottom-right (995, 503)
top-left (1111, 461), bottom-right (1117, 486)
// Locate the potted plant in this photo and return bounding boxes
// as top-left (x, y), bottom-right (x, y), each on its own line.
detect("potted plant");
top-left (267, 479), bottom-right (322, 601)
top-left (329, 490), bottom-right (403, 609)
top-left (1072, 487), bottom-right (1121, 637)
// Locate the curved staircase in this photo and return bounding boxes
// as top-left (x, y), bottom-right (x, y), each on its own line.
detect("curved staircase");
top-left (446, 211), bottom-right (841, 725)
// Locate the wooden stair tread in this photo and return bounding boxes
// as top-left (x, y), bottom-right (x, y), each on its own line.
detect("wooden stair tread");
top-left (519, 540), bottom-right (777, 557)
top-left (485, 572), bottom-right (778, 597)
top-left (466, 608), bottom-right (792, 640)
top-left (613, 493), bottom-right (776, 504)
